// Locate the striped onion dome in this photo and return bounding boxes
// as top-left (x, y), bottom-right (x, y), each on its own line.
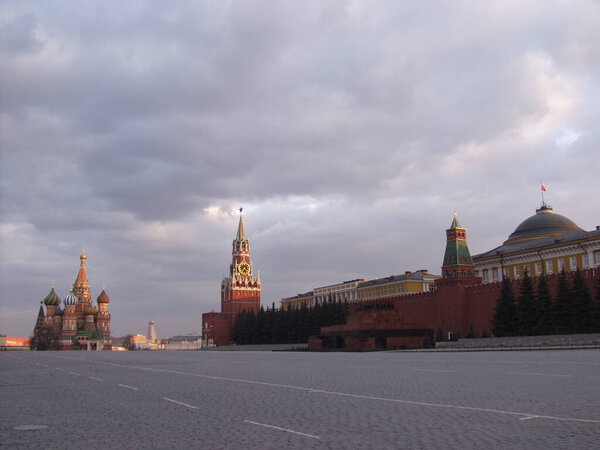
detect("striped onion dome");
top-left (64, 290), bottom-right (79, 306)
top-left (43, 287), bottom-right (61, 306)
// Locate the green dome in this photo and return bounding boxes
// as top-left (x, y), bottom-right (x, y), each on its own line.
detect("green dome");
top-left (43, 287), bottom-right (61, 306)
top-left (505, 205), bottom-right (582, 244)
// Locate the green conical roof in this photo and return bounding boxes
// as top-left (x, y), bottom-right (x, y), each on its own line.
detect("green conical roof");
top-left (442, 214), bottom-right (473, 267)
top-left (450, 214), bottom-right (462, 229)
top-left (443, 240), bottom-right (473, 266)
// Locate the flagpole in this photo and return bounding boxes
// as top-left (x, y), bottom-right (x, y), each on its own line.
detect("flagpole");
top-left (540, 180), bottom-right (546, 206)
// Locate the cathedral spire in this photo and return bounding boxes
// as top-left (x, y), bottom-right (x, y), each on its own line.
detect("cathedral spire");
top-left (73, 249), bottom-right (91, 303)
top-left (76, 249), bottom-right (88, 284)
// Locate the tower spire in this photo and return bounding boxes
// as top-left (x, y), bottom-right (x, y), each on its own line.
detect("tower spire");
top-left (73, 249), bottom-right (91, 303)
top-left (236, 208), bottom-right (246, 242)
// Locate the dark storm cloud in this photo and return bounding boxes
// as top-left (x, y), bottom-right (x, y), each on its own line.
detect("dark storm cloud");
top-left (1, 0), bottom-right (599, 337)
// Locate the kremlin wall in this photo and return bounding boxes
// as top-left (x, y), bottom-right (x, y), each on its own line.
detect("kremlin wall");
top-left (309, 205), bottom-right (600, 350)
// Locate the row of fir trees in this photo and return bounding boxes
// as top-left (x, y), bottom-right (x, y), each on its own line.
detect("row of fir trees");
top-left (493, 269), bottom-right (600, 337)
top-left (232, 298), bottom-right (348, 345)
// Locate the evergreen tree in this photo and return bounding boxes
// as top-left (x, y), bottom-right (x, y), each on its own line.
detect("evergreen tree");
top-left (254, 306), bottom-right (266, 344)
top-left (297, 303), bottom-right (310, 342)
top-left (536, 275), bottom-right (554, 335)
top-left (283, 307), bottom-right (295, 343)
top-left (308, 301), bottom-right (322, 336)
top-left (517, 269), bottom-right (537, 335)
top-left (571, 269), bottom-right (593, 333)
top-left (244, 310), bottom-right (256, 344)
top-left (594, 273), bottom-right (600, 332)
top-left (263, 303), bottom-right (276, 344)
top-left (271, 306), bottom-right (284, 343)
top-left (553, 270), bottom-right (574, 334)
top-left (493, 276), bottom-right (517, 337)
top-left (231, 311), bottom-right (244, 344)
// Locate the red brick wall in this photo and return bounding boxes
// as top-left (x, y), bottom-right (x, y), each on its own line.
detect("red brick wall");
top-left (202, 312), bottom-right (232, 346)
top-left (320, 268), bottom-right (599, 350)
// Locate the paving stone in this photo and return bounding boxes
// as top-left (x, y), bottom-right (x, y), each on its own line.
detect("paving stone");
top-left (1, 350), bottom-right (599, 449)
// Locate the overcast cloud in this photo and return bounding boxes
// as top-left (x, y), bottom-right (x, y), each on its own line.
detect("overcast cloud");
top-left (1, 1), bottom-right (599, 338)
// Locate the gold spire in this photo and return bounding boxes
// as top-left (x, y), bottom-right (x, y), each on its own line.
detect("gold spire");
top-left (73, 250), bottom-right (90, 302)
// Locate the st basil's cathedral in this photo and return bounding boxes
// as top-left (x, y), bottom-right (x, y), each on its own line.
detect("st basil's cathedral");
top-left (31, 250), bottom-right (112, 351)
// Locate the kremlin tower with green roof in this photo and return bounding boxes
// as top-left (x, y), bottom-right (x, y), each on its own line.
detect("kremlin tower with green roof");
top-left (441, 214), bottom-right (475, 279)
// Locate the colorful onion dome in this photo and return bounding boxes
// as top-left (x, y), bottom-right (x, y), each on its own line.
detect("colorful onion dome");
top-left (43, 287), bottom-right (61, 306)
top-left (84, 304), bottom-right (98, 316)
top-left (64, 290), bottom-right (79, 306)
top-left (96, 289), bottom-right (110, 304)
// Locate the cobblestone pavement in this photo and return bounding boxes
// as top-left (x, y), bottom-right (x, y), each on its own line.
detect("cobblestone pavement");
top-left (1, 350), bottom-right (599, 449)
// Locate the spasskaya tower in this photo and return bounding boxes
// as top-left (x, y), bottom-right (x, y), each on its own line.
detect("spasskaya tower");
top-left (221, 209), bottom-right (261, 315)
top-left (202, 208), bottom-right (261, 346)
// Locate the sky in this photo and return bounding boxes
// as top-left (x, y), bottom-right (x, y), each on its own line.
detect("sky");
top-left (1, 1), bottom-right (599, 339)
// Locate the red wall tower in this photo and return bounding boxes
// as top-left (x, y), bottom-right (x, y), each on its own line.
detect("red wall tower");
top-left (202, 209), bottom-right (261, 345)
top-left (221, 211), bottom-right (261, 315)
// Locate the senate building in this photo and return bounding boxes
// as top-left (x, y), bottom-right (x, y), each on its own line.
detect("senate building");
top-left (472, 203), bottom-right (600, 282)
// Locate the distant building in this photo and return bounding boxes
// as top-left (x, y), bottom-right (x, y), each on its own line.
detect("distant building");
top-left (148, 321), bottom-right (157, 342)
top-left (125, 333), bottom-right (165, 350)
top-left (31, 251), bottom-right (112, 351)
top-left (281, 272), bottom-right (440, 310)
top-left (473, 204), bottom-right (600, 282)
top-left (201, 210), bottom-right (261, 345)
top-left (164, 334), bottom-right (202, 350)
top-left (0, 336), bottom-right (31, 350)
top-left (280, 291), bottom-right (315, 311)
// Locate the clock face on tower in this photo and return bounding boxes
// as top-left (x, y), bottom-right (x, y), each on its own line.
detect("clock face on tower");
top-left (238, 262), bottom-right (251, 275)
